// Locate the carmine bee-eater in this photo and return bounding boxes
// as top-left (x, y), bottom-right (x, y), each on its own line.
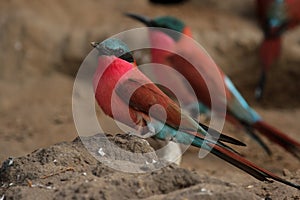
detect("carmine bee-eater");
top-left (256, 0), bottom-right (300, 99)
top-left (125, 13), bottom-right (300, 159)
top-left (91, 38), bottom-right (300, 189)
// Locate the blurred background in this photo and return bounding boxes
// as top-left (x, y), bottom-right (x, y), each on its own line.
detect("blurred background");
top-left (0, 0), bottom-right (299, 183)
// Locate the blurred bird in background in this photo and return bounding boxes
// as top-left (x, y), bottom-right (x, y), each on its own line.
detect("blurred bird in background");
top-left (125, 13), bottom-right (300, 159)
top-left (91, 38), bottom-right (300, 190)
top-left (256, 0), bottom-right (300, 99)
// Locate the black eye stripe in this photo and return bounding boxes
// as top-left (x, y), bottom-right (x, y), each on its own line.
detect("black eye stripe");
top-left (119, 52), bottom-right (134, 63)
top-left (96, 45), bottom-right (134, 63)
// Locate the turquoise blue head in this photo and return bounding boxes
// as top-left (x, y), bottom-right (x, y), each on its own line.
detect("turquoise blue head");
top-left (125, 13), bottom-right (188, 41)
top-left (91, 38), bottom-right (134, 63)
top-left (152, 16), bottom-right (185, 33)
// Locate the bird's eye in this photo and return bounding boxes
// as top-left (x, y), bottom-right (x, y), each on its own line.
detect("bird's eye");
top-left (118, 49), bottom-right (124, 54)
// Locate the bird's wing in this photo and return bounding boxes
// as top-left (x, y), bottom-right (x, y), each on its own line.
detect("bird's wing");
top-left (114, 69), bottom-right (244, 146)
top-left (115, 69), bottom-right (200, 132)
top-left (165, 50), bottom-right (229, 111)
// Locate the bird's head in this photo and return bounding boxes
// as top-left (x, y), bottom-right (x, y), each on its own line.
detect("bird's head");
top-left (125, 13), bottom-right (192, 41)
top-left (91, 39), bottom-right (137, 94)
top-left (91, 38), bottom-right (135, 64)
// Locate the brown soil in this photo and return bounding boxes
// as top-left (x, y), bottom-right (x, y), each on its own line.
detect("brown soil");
top-left (1, 134), bottom-right (299, 200)
top-left (0, 0), bottom-right (300, 199)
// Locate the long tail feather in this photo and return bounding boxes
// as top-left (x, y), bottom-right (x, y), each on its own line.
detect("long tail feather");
top-left (189, 130), bottom-right (244, 155)
top-left (253, 120), bottom-right (300, 160)
top-left (243, 125), bottom-right (272, 155)
top-left (199, 122), bottom-right (246, 146)
top-left (238, 120), bottom-right (272, 155)
top-left (207, 143), bottom-right (300, 189)
top-left (226, 114), bottom-right (271, 154)
top-left (156, 123), bottom-right (300, 189)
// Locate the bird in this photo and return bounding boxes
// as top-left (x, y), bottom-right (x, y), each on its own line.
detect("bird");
top-left (256, 0), bottom-right (300, 99)
top-left (125, 13), bottom-right (300, 159)
top-left (91, 38), bottom-right (300, 189)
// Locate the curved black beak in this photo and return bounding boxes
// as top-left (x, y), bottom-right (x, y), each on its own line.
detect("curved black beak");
top-left (124, 13), bottom-right (153, 27)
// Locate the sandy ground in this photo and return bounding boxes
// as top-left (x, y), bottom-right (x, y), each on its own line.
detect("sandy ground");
top-left (1, 134), bottom-right (299, 199)
top-left (0, 0), bottom-right (300, 199)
